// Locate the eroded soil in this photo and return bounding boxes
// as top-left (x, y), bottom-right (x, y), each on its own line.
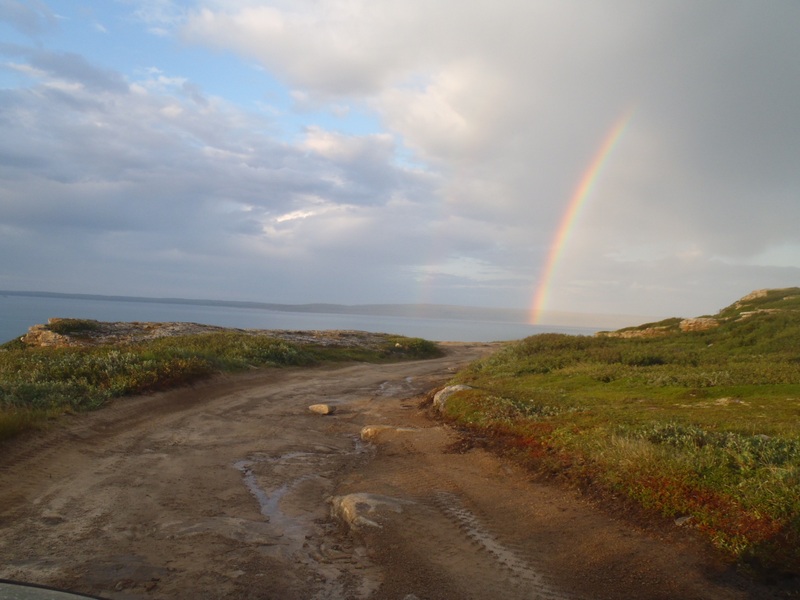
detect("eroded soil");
top-left (0, 343), bottom-right (789, 599)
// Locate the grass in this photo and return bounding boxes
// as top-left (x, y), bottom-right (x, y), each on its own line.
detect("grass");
top-left (0, 328), bottom-right (441, 442)
top-left (44, 318), bottom-right (102, 337)
top-left (442, 288), bottom-right (800, 577)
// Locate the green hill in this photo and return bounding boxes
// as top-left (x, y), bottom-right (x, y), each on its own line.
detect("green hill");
top-left (442, 288), bottom-right (800, 577)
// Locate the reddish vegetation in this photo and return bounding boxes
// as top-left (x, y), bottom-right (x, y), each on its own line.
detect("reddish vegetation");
top-left (632, 475), bottom-right (781, 540)
top-left (453, 419), bottom-right (799, 575)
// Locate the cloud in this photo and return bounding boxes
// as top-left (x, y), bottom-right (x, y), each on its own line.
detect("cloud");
top-left (183, 2), bottom-right (418, 96)
top-left (0, 44), bottom-right (448, 302)
top-left (4, 0), bottom-right (800, 318)
top-left (125, 0), bottom-right (187, 36)
top-left (0, 0), bottom-right (56, 36)
top-left (181, 0), bottom-right (800, 315)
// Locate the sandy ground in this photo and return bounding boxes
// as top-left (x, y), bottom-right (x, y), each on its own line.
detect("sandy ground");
top-left (0, 343), bottom-right (789, 599)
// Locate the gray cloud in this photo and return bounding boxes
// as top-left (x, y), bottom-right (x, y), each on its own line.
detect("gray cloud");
top-left (0, 45), bottom-right (447, 304)
top-left (29, 50), bottom-right (129, 93)
top-left (4, 0), bottom-right (800, 319)
top-left (0, 0), bottom-right (56, 36)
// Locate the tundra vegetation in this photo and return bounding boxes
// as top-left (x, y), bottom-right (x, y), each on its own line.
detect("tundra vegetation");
top-left (443, 288), bottom-right (800, 576)
top-left (0, 325), bottom-right (440, 442)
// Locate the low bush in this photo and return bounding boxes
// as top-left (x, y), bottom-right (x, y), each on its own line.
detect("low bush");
top-left (445, 295), bottom-right (800, 575)
top-left (0, 330), bottom-right (440, 443)
top-left (45, 318), bottom-right (102, 336)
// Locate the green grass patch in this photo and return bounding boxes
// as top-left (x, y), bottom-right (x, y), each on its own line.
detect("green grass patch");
top-left (44, 318), bottom-right (102, 336)
top-left (0, 330), bottom-right (441, 443)
top-left (445, 292), bottom-right (800, 575)
top-left (304, 336), bottom-right (442, 363)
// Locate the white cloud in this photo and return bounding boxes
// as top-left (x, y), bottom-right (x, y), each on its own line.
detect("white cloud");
top-left (0, 39), bottom-right (447, 303)
top-left (126, 0), bottom-right (187, 35)
top-left (3, 0), bottom-right (800, 318)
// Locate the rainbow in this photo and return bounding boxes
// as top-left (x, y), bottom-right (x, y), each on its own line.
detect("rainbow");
top-left (529, 110), bottom-right (634, 324)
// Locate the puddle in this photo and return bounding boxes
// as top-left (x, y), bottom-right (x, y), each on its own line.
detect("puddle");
top-left (376, 376), bottom-right (416, 397)
top-left (233, 441), bottom-right (367, 556)
top-left (233, 460), bottom-right (274, 520)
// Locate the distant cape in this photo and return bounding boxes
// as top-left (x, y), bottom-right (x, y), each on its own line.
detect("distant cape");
top-left (0, 290), bottom-right (651, 330)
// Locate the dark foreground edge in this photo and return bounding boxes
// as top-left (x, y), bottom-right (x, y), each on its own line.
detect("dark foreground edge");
top-left (0, 580), bottom-right (107, 600)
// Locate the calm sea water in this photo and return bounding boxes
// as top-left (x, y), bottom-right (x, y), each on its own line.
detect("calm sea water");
top-left (0, 294), bottom-right (598, 344)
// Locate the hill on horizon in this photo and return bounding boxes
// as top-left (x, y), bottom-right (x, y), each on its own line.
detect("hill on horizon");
top-left (0, 290), bottom-right (656, 330)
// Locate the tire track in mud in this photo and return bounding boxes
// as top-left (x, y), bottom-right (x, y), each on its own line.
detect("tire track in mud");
top-left (347, 425), bottom-right (579, 600)
top-left (431, 491), bottom-right (575, 600)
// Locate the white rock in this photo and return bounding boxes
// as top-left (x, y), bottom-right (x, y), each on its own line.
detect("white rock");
top-left (432, 384), bottom-right (472, 412)
top-left (360, 425), bottom-right (395, 441)
top-left (329, 493), bottom-right (409, 530)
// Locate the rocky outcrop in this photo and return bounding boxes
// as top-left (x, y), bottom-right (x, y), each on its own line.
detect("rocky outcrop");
top-left (732, 288), bottom-right (800, 312)
top-left (596, 326), bottom-right (673, 339)
top-left (432, 384), bottom-right (473, 412)
top-left (21, 324), bottom-right (81, 347)
top-left (736, 289), bottom-right (770, 306)
top-left (737, 308), bottom-right (782, 320)
top-left (20, 318), bottom-right (406, 350)
top-left (679, 317), bottom-right (720, 332)
top-left (21, 318), bottom-right (230, 348)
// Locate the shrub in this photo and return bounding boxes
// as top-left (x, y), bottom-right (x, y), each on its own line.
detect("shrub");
top-left (445, 302), bottom-right (800, 574)
top-left (45, 319), bottom-right (101, 336)
top-left (0, 330), bottom-right (440, 442)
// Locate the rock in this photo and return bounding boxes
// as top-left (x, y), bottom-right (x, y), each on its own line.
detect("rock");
top-left (679, 317), bottom-right (719, 332)
top-left (360, 425), bottom-right (395, 441)
top-left (329, 493), bottom-right (409, 530)
top-left (308, 404), bottom-right (335, 415)
top-left (597, 326), bottom-right (672, 339)
top-left (432, 384), bottom-right (472, 412)
top-left (21, 324), bottom-right (74, 348)
top-left (359, 425), bottom-right (419, 443)
top-left (736, 289), bottom-right (769, 305)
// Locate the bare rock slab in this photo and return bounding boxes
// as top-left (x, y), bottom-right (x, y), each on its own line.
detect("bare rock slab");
top-left (432, 384), bottom-right (473, 412)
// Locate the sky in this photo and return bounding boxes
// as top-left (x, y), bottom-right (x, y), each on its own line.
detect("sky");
top-left (1, 0), bottom-right (799, 325)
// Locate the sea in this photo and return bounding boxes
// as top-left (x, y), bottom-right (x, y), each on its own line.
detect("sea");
top-left (0, 293), bottom-right (600, 345)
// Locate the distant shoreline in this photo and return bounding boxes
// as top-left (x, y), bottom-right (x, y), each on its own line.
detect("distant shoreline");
top-left (0, 290), bottom-right (529, 322)
top-left (0, 290), bottom-right (652, 330)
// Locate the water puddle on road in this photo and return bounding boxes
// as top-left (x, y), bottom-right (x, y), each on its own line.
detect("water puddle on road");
top-left (233, 439), bottom-right (383, 599)
top-left (233, 439), bottom-right (370, 556)
top-left (375, 376), bottom-right (416, 397)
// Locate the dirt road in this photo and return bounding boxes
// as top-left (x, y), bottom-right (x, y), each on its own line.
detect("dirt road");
top-left (0, 343), bottom-right (783, 599)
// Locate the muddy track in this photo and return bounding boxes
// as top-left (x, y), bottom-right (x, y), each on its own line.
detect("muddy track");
top-left (0, 343), bottom-right (785, 599)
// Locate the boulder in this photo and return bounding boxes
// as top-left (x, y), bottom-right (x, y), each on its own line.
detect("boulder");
top-left (360, 425), bottom-right (395, 442)
top-left (329, 493), bottom-right (409, 530)
top-left (21, 324), bottom-right (74, 348)
top-left (432, 384), bottom-right (472, 412)
top-left (308, 403), bottom-right (335, 415)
